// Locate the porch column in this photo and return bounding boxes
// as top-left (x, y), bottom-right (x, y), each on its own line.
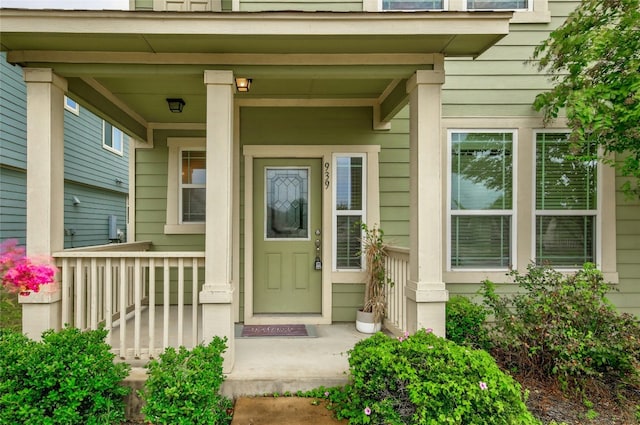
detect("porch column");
top-left (405, 67), bottom-right (449, 337)
top-left (200, 70), bottom-right (235, 372)
top-left (19, 68), bottom-right (67, 339)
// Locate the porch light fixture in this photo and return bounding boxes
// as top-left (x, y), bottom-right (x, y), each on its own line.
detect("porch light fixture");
top-left (166, 98), bottom-right (186, 113)
top-left (72, 196), bottom-right (81, 206)
top-left (235, 78), bottom-right (252, 92)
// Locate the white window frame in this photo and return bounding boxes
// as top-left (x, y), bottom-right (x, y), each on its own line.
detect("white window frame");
top-left (532, 130), bottom-right (600, 270)
top-left (447, 129), bottom-right (518, 272)
top-left (165, 137), bottom-right (206, 234)
top-left (378, 0), bottom-right (447, 11)
top-left (455, 0), bottom-right (550, 22)
top-left (102, 120), bottom-right (125, 156)
top-left (64, 96), bottom-right (79, 115)
top-left (180, 148), bottom-right (206, 225)
top-left (464, 0), bottom-right (531, 12)
top-left (332, 153), bottom-right (367, 272)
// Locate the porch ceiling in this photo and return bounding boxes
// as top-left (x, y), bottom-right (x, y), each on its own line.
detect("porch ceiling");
top-left (0, 9), bottom-right (511, 140)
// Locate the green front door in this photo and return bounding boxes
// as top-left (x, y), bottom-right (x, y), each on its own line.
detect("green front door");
top-left (253, 158), bottom-right (322, 314)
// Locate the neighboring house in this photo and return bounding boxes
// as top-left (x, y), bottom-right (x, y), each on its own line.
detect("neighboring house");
top-left (0, 0), bottom-right (638, 373)
top-left (0, 53), bottom-right (130, 249)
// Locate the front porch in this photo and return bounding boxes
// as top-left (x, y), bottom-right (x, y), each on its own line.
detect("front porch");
top-left (21, 242), bottom-right (409, 383)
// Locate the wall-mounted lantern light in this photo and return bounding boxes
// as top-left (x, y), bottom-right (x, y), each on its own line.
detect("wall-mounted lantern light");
top-left (166, 98), bottom-right (186, 113)
top-left (235, 78), bottom-right (252, 92)
top-left (72, 196), bottom-right (81, 206)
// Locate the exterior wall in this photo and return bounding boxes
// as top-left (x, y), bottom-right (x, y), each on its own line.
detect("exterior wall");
top-left (135, 129), bottom-right (206, 251)
top-left (0, 167), bottom-right (27, 245)
top-left (438, 0), bottom-right (640, 316)
top-left (128, 0), bottom-right (640, 317)
top-left (0, 53), bottom-right (130, 249)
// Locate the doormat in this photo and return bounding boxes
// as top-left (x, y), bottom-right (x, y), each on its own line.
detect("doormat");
top-left (235, 324), bottom-right (317, 338)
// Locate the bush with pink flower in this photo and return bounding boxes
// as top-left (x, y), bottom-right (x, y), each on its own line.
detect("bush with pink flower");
top-left (0, 239), bottom-right (57, 295)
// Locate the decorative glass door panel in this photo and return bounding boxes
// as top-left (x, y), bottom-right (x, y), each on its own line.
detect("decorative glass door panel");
top-left (265, 168), bottom-right (309, 239)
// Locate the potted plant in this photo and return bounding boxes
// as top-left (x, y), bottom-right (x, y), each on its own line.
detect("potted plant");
top-left (356, 223), bottom-right (394, 334)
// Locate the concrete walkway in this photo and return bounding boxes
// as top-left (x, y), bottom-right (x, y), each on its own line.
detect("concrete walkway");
top-left (231, 397), bottom-right (348, 425)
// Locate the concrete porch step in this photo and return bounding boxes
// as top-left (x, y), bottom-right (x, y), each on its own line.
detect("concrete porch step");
top-left (122, 323), bottom-right (369, 421)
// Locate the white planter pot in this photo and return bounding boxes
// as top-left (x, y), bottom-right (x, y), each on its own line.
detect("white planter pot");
top-left (355, 309), bottom-right (382, 334)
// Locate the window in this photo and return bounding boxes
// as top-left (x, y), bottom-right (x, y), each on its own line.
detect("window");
top-left (382, 0), bottom-right (443, 10)
top-left (165, 138), bottom-right (206, 234)
top-left (466, 0), bottom-right (529, 10)
top-left (334, 154), bottom-right (366, 270)
top-left (535, 132), bottom-right (597, 267)
top-left (181, 150), bottom-right (206, 223)
top-left (64, 96), bottom-right (79, 115)
top-left (449, 131), bottom-right (514, 269)
top-left (102, 121), bottom-right (125, 155)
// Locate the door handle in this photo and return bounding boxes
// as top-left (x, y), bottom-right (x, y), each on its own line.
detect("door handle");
top-left (314, 229), bottom-right (322, 270)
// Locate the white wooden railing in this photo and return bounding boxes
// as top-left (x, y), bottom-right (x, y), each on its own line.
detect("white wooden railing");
top-left (384, 245), bottom-right (409, 335)
top-left (53, 244), bottom-right (205, 360)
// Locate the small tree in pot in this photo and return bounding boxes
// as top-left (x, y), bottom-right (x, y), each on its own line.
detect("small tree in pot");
top-left (356, 223), bottom-right (394, 333)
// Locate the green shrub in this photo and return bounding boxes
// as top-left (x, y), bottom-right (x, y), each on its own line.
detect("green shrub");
top-left (481, 263), bottom-right (640, 392)
top-left (0, 287), bottom-right (21, 331)
top-left (332, 330), bottom-right (539, 425)
top-left (446, 295), bottom-right (490, 349)
top-left (0, 326), bottom-right (130, 424)
top-left (140, 337), bottom-right (233, 425)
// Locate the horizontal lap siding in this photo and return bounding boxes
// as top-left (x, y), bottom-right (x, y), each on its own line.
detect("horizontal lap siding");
top-left (380, 107), bottom-right (409, 247)
top-left (135, 130), bottom-right (206, 251)
top-left (63, 182), bottom-right (128, 248)
top-left (443, 1), bottom-right (578, 118)
top-left (240, 106), bottom-right (408, 316)
top-left (240, 0), bottom-right (361, 11)
top-left (442, 0), bottom-right (640, 316)
top-left (0, 167), bottom-right (27, 244)
top-left (64, 108), bottom-right (129, 194)
top-left (609, 179), bottom-right (640, 316)
top-left (0, 53), bottom-right (27, 169)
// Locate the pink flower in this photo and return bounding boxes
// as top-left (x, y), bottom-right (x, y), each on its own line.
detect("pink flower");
top-left (324, 391), bottom-right (330, 397)
top-left (1, 240), bottom-right (57, 295)
top-left (479, 381), bottom-right (488, 390)
top-left (364, 407), bottom-right (371, 416)
top-left (398, 331), bottom-right (410, 342)
top-left (425, 328), bottom-right (433, 334)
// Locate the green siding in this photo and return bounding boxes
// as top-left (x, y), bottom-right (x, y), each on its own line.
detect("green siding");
top-left (129, 0), bottom-right (639, 318)
top-left (442, 0), bottom-right (578, 117)
top-left (135, 130), bottom-right (206, 251)
top-left (240, 0), bottom-right (361, 12)
top-left (332, 283), bottom-right (365, 321)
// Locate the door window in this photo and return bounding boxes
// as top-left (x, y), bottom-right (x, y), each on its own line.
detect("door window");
top-left (265, 168), bottom-right (310, 240)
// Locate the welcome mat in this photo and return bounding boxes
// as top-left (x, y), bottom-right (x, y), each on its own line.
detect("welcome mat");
top-left (235, 324), bottom-right (317, 338)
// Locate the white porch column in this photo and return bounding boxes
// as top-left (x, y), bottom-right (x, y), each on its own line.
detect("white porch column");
top-left (200, 70), bottom-right (235, 372)
top-left (405, 67), bottom-right (449, 337)
top-left (19, 68), bottom-right (67, 339)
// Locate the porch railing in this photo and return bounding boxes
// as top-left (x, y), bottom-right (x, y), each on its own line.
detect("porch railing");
top-left (53, 245), bottom-right (205, 360)
top-left (384, 245), bottom-right (408, 335)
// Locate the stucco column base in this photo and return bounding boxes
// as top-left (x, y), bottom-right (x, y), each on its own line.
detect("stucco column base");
top-left (405, 280), bottom-right (448, 337)
top-left (200, 285), bottom-right (235, 373)
top-left (19, 287), bottom-right (62, 341)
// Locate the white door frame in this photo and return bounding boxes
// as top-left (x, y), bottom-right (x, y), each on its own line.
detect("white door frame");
top-left (242, 144), bottom-right (381, 325)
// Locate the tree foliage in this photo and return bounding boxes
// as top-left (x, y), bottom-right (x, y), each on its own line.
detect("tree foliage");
top-left (532, 0), bottom-right (640, 196)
